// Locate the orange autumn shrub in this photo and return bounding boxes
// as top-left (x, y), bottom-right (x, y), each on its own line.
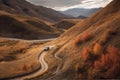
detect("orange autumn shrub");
top-left (82, 47), bottom-right (91, 61)
top-left (74, 32), bottom-right (92, 45)
top-left (74, 36), bottom-right (81, 45)
top-left (107, 46), bottom-right (120, 63)
top-left (21, 64), bottom-right (27, 71)
top-left (94, 46), bottom-right (120, 78)
top-left (29, 64), bottom-right (34, 70)
top-left (81, 32), bottom-right (91, 41)
top-left (93, 43), bottom-right (103, 55)
top-left (94, 53), bottom-right (113, 70)
top-left (107, 46), bottom-right (119, 54)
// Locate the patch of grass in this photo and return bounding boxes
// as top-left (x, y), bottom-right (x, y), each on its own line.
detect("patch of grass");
top-left (0, 55), bottom-right (16, 61)
top-left (0, 40), bottom-right (19, 47)
top-left (99, 28), bottom-right (117, 44)
top-left (11, 48), bottom-right (27, 55)
top-left (74, 63), bottom-right (86, 80)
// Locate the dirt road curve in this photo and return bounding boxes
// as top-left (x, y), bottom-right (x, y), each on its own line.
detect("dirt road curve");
top-left (12, 45), bottom-right (55, 80)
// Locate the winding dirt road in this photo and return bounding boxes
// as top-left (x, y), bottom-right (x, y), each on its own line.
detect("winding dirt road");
top-left (12, 45), bottom-right (55, 80)
top-left (54, 53), bottom-right (63, 74)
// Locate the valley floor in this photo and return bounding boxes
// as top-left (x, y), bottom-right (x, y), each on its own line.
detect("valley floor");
top-left (0, 37), bottom-right (57, 79)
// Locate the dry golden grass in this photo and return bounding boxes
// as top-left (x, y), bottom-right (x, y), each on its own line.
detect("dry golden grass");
top-left (50, 0), bottom-right (120, 79)
top-left (0, 38), bottom-right (44, 79)
top-left (73, 36), bottom-right (81, 45)
top-left (74, 63), bottom-right (85, 80)
top-left (0, 40), bottom-right (29, 61)
top-left (0, 0), bottom-right (120, 79)
top-left (99, 28), bottom-right (117, 44)
top-left (99, 30), bottom-right (110, 44)
top-left (0, 37), bottom-right (48, 62)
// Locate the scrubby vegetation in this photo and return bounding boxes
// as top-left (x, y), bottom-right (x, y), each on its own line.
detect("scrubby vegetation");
top-left (21, 63), bottom-right (35, 71)
top-left (0, 38), bottom-right (47, 62)
top-left (93, 46), bottom-right (120, 78)
top-left (99, 28), bottom-right (117, 44)
top-left (0, 40), bottom-right (18, 46)
top-left (75, 45), bottom-right (120, 79)
top-left (93, 43), bottom-right (103, 55)
top-left (74, 32), bottom-right (92, 45)
top-left (81, 32), bottom-right (91, 41)
top-left (21, 64), bottom-right (28, 71)
top-left (82, 47), bottom-right (91, 61)
top-left (74, 26), bottom-right (120, 79)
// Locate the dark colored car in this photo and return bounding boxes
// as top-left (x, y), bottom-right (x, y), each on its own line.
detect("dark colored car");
top-left (44, 47), bottom-right (50, 51)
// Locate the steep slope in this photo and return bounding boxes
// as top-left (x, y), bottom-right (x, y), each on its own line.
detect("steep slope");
top-left (61, 8), bottom-right (102, 17)
top-left (36, 0), bottom-right (120, 80)
top-left (52, 19), bottom-right (82, 30)
top-left (0, 11), bottom-right (63, 39)
top-left (0, 0), bottom-right (69, 22)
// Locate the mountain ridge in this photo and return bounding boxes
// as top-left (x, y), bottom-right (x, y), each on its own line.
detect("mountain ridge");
top-left (0, 11), bottom-right (63, 39)
top-left (0, 0), bottom-right (69, 22)
top-left (61, 7), bottom-right (102, 17)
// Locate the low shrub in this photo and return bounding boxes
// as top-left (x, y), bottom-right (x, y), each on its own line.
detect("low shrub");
top-left (21, 64), bottom-right (27, 71)
top-left (94, 46), bottom-right (120, 78)
top-left (81, 32), bottom-right (91, 41)
top-left (74, 36), bottom-right (81, 45)
top-left (82, 47), bottom-right (91, 61)
top-left (29, 64), bottom-right (34, 70)
top-left (74, 63), bottom-right (86, 80)
top-left (74, 32), bottom-right (92, 45)
top-left (93, 43), bottom-right (103, 55)
top-left (99, 28), bottom-right (117, 44)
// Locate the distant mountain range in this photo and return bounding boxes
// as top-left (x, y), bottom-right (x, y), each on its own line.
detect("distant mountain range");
top-left (61, 8), bottom-right (102, 17)
top-left (0, 0), bottom-right (69, 22)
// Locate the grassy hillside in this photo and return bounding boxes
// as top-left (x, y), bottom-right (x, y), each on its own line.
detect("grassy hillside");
top-left (53, 19), bottom-right (83, 30)
top-left (0, 0), bottom-right (69, 22)
top-left (0, 0), bottom-right (120, 80)
top-left (0, 11), bottom-right (63, 39)
top-left (0, 37), bottom-right (48, 79)
top-left (39, 0), bottom-right (120, 79)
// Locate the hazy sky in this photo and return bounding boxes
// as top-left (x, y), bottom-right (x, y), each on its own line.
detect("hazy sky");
top-left (26, 0), bottom-right (112, 11)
